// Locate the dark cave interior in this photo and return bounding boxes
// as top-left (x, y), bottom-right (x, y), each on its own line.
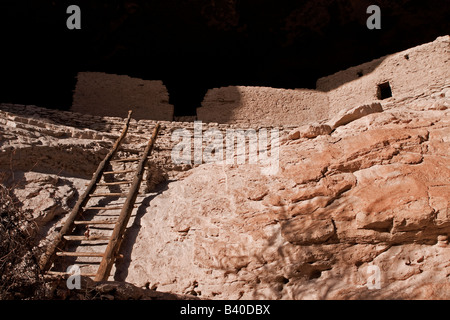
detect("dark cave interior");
top-left (1, 0), bottom-right (449, 117)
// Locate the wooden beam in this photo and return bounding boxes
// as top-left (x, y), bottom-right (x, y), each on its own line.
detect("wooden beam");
top-left (89, 193), bottom-right (126, 198)
top-left (88, 193), bottom-right (145, 198)
top-left (110, 157), bottom-right (141, 163)
top-left (103, 169), bottom-right (135, 175)
top-left (45, 271), bottom-right (97, 277)
top-left (63, 235), bottom-right (111, 241)
top-left (83, 205), bottom-right (138, 211)
top-left (97, 181), bottom-right (133, 186)
top-left (74, 220), bottom-right (117, 225)
top-left (84, 181), bottom-right (133, 186)
top-left (84, 206), bottom-right (120, 211)
top-left (39, 111), bottom-right (133, 272)
top-left (56, 252), bottom-right (104, 257)
top-left (95, 123), bottom-right (161, 281)
top-left (83, 206), bottom-right (122, 211)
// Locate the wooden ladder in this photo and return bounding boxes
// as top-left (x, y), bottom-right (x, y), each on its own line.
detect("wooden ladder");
top-left (39, 111), bottom-right (161, 282)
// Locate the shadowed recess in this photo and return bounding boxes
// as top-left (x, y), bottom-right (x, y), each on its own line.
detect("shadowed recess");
top-left (0, 0), bottom-right (449, 116)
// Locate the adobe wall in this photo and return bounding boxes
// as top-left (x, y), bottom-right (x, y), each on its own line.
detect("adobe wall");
top-left (317, 35), bottom-right (450, 114)
top-left (68, 37), bottom-right (448, 127)
top-left (71, 72), bottom-right (174, 121)
top-left (197, 86), bottom-right (329, 126)
top-left (197, 35), bottom-right (449, 126)
top-left (0, 103), bottom-right (291, 178)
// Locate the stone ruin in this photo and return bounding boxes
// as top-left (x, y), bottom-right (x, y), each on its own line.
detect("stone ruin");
top-left (71, 36), bottom-right (449, 126)
top-left (72, 72), bottom-right (174, 121)
top-left (0, 35), bottom-right (449, 300)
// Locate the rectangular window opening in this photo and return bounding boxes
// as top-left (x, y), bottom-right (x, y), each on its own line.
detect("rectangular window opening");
top-left (377, 82), bottom-right (392, 100)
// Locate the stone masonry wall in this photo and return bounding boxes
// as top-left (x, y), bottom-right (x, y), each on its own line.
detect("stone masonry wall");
top-left (67, 37), bottom-right (448, 127)
top-left (197, 86), bottom-right (329, 126)
top-left (72, 72), bottom-right (174, 121)
top-left (197, 35), bottom-right (449, 126)
top-left (316, 35), bottom-right (450, 115)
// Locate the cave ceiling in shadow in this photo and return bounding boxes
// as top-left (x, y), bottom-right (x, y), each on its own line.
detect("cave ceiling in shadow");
top-left (1, 0), bottom-right (449, 114)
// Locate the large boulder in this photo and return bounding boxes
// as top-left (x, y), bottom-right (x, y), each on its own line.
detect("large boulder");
top-left (122, 96), bottom-right (450, 299)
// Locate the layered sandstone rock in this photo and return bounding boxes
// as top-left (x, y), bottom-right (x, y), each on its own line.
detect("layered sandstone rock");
top-left (122, 86), bottom-right (450, 299)
top-left (0, 83), bottom-right (449, 300)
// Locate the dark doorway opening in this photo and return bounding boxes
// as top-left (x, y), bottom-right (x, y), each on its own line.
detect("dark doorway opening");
top-left (377, 82), bottom-right (393, 100)
top-left (163, 79), bottom-right (209, 117)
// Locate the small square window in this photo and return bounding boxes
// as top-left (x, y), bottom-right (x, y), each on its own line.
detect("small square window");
top-left (377, 82), bottom-right (392, 100)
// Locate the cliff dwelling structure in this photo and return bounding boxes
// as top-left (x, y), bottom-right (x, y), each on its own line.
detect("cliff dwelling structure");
top-left (71, 36), bottom-right (449, 127)
top-left (1, 35), bottom-right (449, 300)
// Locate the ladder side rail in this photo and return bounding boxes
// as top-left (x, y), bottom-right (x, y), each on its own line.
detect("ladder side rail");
top-left (95, 123), bottom-right (161, 281)
top-left (39, 110), bottom-right (133, 272)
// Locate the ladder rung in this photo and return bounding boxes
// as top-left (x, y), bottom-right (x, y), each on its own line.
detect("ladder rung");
top-left (84, 206), bottom-right (122, 211)
top-left (46, 271), bottom-right (97, 277)
top-left (103, 169), bottom-right (135, 175)
top-left (97, 181), bottom-right (133, 186)
top-left (56, 252), bottom-right (104, 257)
top-left (63, 235), bottom-right (111, 241)
top-left (110, 157), bottom-right (141, 163)
top-left (89, 193), bottom-right (126, 197)
top-left (89, 193), bottom-right (147, 198)
top-left (83, 205), bottom-right (138, 211)
top-left (85, 181), bottom-right (133, 186)
top-left (74, 220), bottom-right (117, 225)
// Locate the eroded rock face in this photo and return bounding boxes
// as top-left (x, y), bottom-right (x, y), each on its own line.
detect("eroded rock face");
top-left (10, 172), bottom-right (78, 226)
top-left (124, 90), bottom-right (450, 299)
top-left (1, 84), bottom-right (449, 300)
